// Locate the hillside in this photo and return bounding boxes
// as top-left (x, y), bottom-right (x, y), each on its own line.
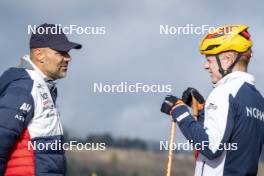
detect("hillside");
top-left (67, 148), bottom-right (195, 176)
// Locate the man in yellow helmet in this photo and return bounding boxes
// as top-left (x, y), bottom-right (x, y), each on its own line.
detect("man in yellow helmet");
top-left (200, 25), bottom-right (253, 81)
top-left (161, 25), bottom-right (264, 176)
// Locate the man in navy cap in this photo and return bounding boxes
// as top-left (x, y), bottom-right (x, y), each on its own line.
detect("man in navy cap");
top-left (0, 23), bottom-right (82, 176)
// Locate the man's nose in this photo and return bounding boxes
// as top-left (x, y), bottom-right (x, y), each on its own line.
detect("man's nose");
top-left (64, 56), bottom-right (71, 62)
top-left (64, 57), bottom-right (71, 62)
top-left (203, 61), bottom-right (209, 69)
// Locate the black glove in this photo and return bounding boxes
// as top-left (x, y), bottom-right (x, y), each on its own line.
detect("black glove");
top-left (161, 95), bottom-right (180, 115)
top-left (182, 87), bottom-right (205, 107)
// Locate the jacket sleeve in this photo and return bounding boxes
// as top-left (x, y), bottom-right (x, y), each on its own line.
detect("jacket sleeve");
top-left (0, 87), bottom-right (34, 174)
top-left (197, 106), bottom-right (205, 124)
top-left (172, 94), bottom-right (235, 160)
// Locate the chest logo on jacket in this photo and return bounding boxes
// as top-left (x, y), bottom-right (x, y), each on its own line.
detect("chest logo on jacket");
top-left (37, 83), bottom-right (54, 111)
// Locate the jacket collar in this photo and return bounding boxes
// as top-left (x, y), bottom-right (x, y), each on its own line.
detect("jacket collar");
top-left (18, 55), bottom-right (57, 87)
top-left (214, 71), bottom-right (255, 88)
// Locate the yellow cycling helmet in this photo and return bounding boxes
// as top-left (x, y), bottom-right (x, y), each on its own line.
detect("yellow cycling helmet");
top-left (199, 24), bottom-right (253, 55)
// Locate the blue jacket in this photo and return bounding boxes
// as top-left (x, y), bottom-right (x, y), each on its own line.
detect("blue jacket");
top-left (0, 55), bottom-right (65, 176)
top-left (173, 71), bottom-right (264, 176)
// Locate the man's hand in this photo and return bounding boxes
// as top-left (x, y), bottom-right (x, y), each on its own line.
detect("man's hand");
top-left (161, 95), bottom-right (183, 115)
top-left (182, 87), bottom-right (205, 107)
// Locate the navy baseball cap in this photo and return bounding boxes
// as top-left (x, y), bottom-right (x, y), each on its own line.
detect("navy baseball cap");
top-left (30, 23), bottom-right (82, 52)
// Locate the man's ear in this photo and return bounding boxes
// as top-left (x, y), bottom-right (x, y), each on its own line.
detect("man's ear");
top-left (31, 48), bottom-right (45, 63)
top-left (222, 52), bottom-right (236, 68)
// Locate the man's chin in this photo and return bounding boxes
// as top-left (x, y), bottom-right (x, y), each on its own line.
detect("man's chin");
top-left (211, 77), bottom-right (222, 85)
top-left (210, 76), bottom-right (218, 84)
top-left (54, 72), bottom-right (67, 80)
top-left (59, 72), bottom-right (67, 78)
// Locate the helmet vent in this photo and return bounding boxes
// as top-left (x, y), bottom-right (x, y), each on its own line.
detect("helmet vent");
top-left (205, 44), bottom-right (220, 51)
top-left (206, 33), bottom-right (225, 39)
top-left (239, 30), bottom-right (251, 40)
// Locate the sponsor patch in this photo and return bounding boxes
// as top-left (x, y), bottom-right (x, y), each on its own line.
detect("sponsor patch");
top-left (206, 103), bottom-right (218, 111)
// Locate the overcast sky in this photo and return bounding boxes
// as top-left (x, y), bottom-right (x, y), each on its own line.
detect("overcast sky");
top-left (0, 0), bottom-right (263, 143)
